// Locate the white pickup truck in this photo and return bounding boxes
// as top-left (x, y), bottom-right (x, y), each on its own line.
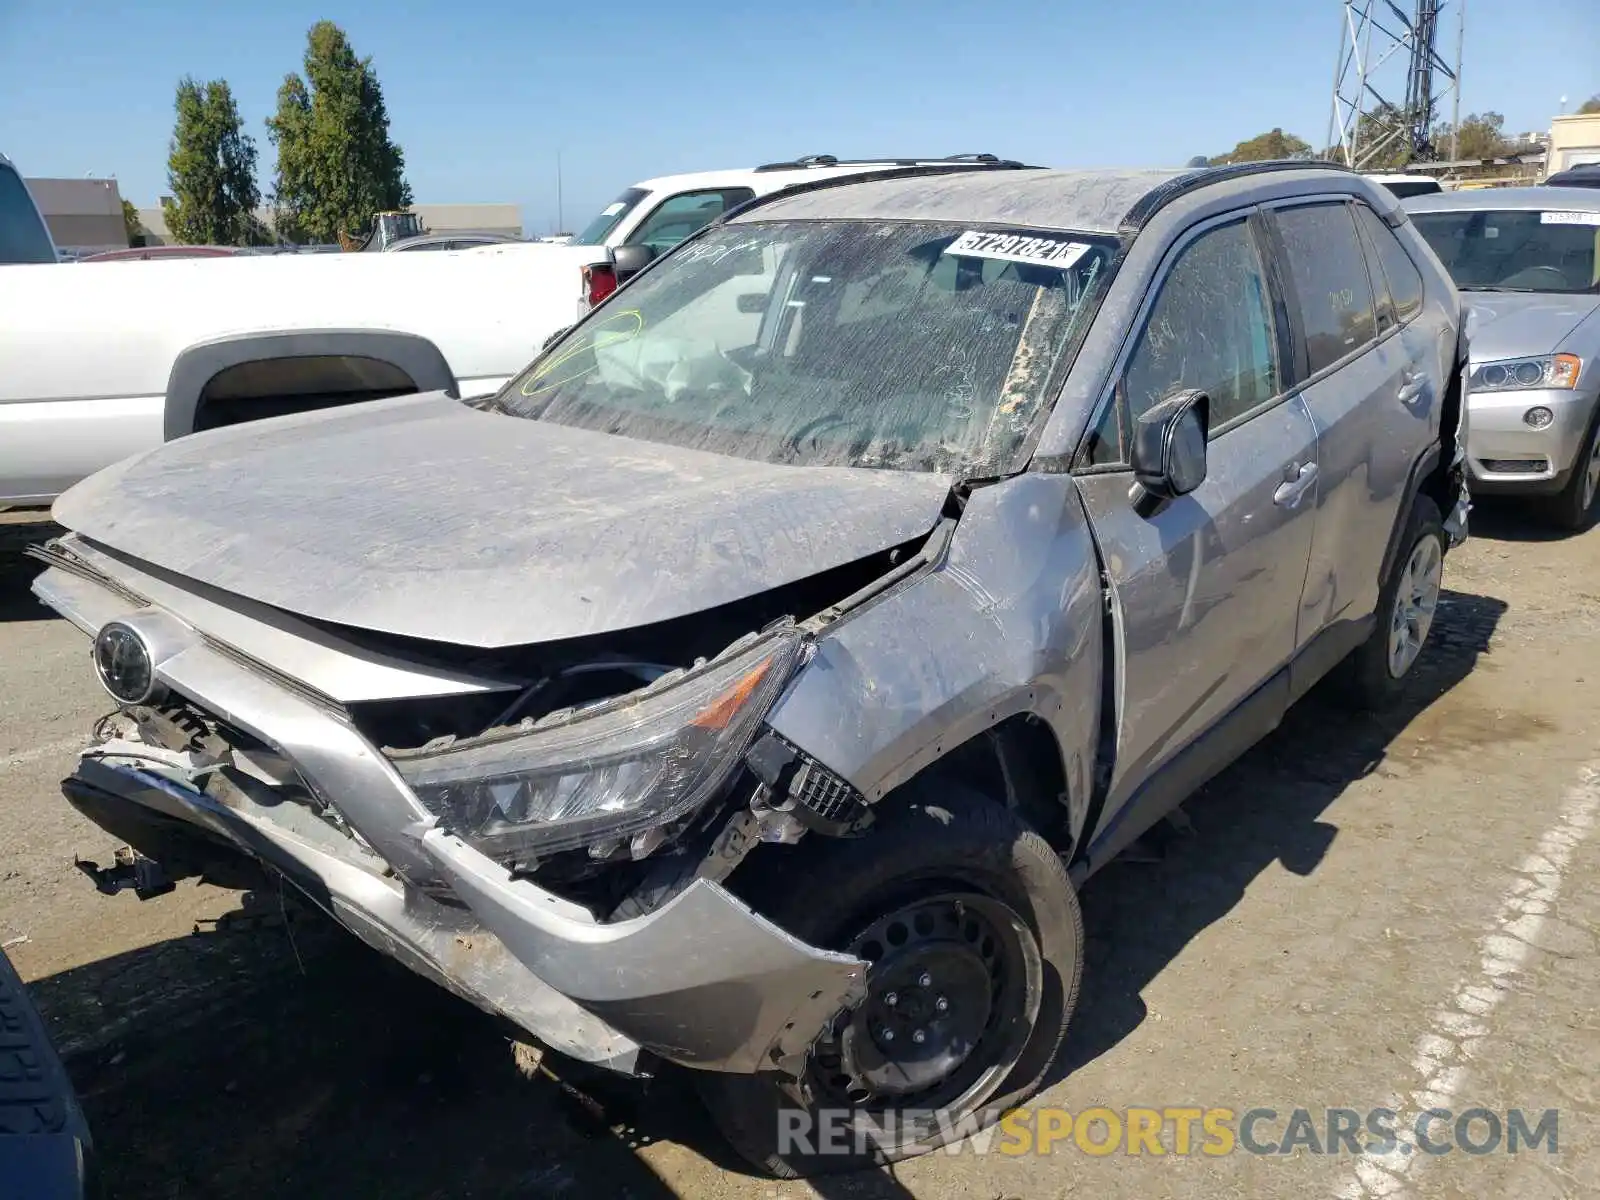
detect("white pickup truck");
top-left (1, 154), bottom-right (1017, 505)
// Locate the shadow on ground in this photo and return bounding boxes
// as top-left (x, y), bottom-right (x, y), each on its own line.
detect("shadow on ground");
top-left (40, 897), bottom-right (703, 1199)
top-left (0, 511), bottom-right (60, 622)
top-left (1464, 496), bottom-right (1594, 544)
top-left (26, 586), bottom-right (1504, 1199)
top-left (1056, 585), bottom-right (1506, 1080)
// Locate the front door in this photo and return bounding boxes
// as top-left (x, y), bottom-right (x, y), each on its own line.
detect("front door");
top-left (1074, 211), bottom-right (1320, 865)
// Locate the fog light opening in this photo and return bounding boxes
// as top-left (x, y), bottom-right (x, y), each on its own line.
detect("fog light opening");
top-left (1523, 406), bottom-right (1555, 429)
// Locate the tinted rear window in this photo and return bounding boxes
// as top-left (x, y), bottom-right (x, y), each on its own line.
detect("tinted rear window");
top-left (1355, 204), bottom-right (1426, 324)
top-left (1276, 203), bottom-right (1378, 373)
top-left (0, 166), bottom-right (56, 264)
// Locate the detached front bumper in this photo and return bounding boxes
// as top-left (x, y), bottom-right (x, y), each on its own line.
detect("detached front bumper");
top-left (32, 557), bottom-right (866, 1078)
top-left (1464, 387), bottom-right (1596, 495)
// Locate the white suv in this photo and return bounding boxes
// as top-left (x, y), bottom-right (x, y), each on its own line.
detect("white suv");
top-left (568, 153), bottom-right (1022, 258)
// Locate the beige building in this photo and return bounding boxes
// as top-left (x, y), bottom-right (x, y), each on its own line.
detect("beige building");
top-left (409, 203), bottom-right (522, 239)
top-left (135, 201), bottom-right (522, 246)
top-left (1547, 112), bottom-right (1600, 175)
top-left (25, 177), bottom-right (129, 254)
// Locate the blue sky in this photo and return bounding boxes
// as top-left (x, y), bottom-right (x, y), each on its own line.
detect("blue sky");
top-left (2, 0), bottom-right (1595, 234)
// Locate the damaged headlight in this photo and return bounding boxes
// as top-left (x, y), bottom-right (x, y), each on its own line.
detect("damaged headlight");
top-left (392, 627), bottom-right (805, 862)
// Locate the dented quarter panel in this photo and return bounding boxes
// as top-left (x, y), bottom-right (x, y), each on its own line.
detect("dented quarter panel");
top-left (766, 472), bottom-right (1103, 838)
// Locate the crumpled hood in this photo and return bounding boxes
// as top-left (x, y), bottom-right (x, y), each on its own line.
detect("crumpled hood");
top-left (52, 393), bottom-right (952, 648)
top-left (1464, 292), bottom-right (1600, 363)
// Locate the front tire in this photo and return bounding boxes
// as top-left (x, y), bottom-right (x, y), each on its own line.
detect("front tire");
top-left (1547, 410), bottom-right (1600, 533)
top-left (1334, 494), bottom-right (1445, 709)
top-left (700, 784), bottom-right (1082, 1177)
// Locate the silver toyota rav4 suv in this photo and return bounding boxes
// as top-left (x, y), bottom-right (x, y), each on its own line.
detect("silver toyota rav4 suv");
top-left (31, 160), bottom-right (1468, 1175)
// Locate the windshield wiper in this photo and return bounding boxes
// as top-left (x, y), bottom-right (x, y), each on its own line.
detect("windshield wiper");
top-left (1459, 285), bottom-right (1542, 293)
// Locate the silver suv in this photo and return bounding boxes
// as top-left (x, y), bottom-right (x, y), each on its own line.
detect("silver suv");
top-left (32, 160), bottom-right (1468, 1176)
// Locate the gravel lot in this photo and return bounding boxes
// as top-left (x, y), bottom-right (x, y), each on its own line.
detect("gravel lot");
top-left (3, 501), bottom-right (1598, 1200)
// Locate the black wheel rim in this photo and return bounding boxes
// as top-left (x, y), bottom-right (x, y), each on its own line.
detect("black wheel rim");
top-left (807, 890), bottom-right (1042, 1140)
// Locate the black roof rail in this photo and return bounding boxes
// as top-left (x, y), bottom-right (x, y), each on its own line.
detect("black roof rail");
top-left (754, 153), bottom-right (1014, 172)
top-left (1119, 158), bottom-right (1357, 236)
top-left (718, 159), bottom-right (1041, 223)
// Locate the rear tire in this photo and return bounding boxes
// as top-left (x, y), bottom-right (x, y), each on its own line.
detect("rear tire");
top-left (1333, 495), bottom-right (1445, 710)
top-left (699, 783), bottom-right (1082, 1177)
top-left (1547, 411), bottom-right (1600, 533)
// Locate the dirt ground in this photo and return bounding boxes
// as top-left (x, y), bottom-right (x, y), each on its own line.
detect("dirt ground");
top-left (3, 500), bottom-right (1599, 1200)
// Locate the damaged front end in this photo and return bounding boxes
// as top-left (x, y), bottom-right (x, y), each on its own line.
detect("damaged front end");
top-left (30, 540), bottom-right (885, 1078)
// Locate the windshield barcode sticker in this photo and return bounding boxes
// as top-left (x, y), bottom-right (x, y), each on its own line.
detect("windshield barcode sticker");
top-left (1540, 211), bottom-right (1600, 226)
top-left (944, 230), bottom-right (1090, 268)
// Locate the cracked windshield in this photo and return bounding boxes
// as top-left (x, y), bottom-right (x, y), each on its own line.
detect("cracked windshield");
top-left (500, 220), bottom-right (1116, 475)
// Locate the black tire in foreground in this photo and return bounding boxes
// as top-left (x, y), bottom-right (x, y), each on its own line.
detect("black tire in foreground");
top-left (700, 784), bottom-right (1083, 1177)
top-left (1335, 494), bottom-right (1447, 710)
top-left (0, 949), bottom-right (93, 1200)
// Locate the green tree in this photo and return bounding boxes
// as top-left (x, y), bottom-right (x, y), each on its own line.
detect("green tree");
top-left (121, 198), bottom-right (144, 247)
top-left (1433, 111), bottom-right (1509, 160)
top-left (161, 77), bottom-right (260, 246)
top-left (1577, 95), bottom-right (1600, 115)
top-left (1213, 128), bottom-right (1313, 164)
top-left (1324, 103), bottom-right (1413, 169)
top-left (266, 21), bottom-right (412, 244)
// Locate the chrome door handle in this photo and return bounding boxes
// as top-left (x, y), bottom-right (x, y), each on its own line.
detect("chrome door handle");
top-left (1273, 461), bottom-right (1318, 508)
top-left (1398, 371), bottom-right (1427, 404)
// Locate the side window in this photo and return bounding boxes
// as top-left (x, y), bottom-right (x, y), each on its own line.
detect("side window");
top-left (629, 188), bottom-right (757, 254)
top-left (1275, 203), bottom-right (1378, 373)
top-left (1355, 204), bottom-right (1425, 323)
top-left (1353, 208), bottom-right (1397, 334)
top-left (1087, 219), bottom-right (1280, 464)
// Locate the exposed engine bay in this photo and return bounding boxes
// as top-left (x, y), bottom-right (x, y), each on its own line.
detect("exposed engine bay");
top-left (72, 528), bottom-right (930, 926)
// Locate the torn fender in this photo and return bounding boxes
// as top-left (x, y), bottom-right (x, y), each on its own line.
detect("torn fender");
top-left (767, 472), bottom-right (1104, 832)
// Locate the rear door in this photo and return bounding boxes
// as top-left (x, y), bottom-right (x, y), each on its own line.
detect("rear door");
top-left (1074, 208), bottom-right (1319, 862)
top-left (1267, 199), bottom-right (1432, 669)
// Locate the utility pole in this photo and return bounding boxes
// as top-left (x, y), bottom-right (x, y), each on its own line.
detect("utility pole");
top-left (556, 151), bottom-right (564, 235)
top-left (1450, 0), bottom-right (1465, 160)
top-left (1328, 0), bottom-right (1465, 168)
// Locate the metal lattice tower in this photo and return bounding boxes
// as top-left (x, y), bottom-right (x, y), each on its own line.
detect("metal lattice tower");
top-left (1327, 0), bottom-right (1466, 168)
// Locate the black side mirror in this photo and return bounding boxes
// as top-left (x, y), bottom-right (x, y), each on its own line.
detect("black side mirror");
top-left (1131, 388), bottom-right (1210, 503)
top-left (611, 243), bottom-right (656, 281)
